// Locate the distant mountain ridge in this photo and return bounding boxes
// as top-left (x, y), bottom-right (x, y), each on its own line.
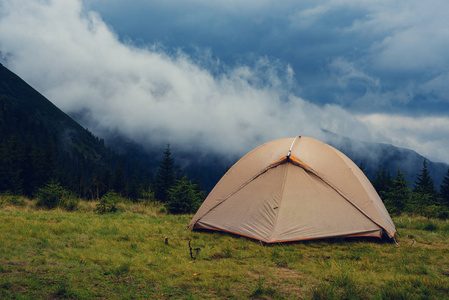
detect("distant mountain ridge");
top-left (322, 130), bottom-right (448, 188)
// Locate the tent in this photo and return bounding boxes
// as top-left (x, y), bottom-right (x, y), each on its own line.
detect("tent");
top-left (189, 136), bottom-right (396, 243)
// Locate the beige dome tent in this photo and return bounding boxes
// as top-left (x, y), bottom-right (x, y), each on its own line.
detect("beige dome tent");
top-left (189, 136), bottom-right (396, 243)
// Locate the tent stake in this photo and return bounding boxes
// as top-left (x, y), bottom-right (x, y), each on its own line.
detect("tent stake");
top-left (393, 237), bottom-right (399, 247)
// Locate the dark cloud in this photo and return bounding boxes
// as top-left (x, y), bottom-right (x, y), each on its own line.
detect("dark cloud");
top-left (86, 0), bottom-right (449, 114)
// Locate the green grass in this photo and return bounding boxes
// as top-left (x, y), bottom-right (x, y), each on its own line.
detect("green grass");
top-left (1, 199), bottom-right (449, 299)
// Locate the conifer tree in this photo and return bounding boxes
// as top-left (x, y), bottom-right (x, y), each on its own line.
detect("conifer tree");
top-left (98, 167), bottom-right (112, 197)
top-left (413, 159), bottom-right (437, 199)
top-left (372, 163), bottom-right (393, 199)
top-left (0, 136), bottom-right (23, 194)
top-left (22, 143), bottom-right (48, 196)
top-left (166, 176), bottom-right (202, 214)
top-left (440, 168), bottom-right (449, 207)
top-left (0, 141), bottom-right (6, 191)
top-left (154, 144), bottom-right (176, 202)
top-left (383, 168), bottom-right (411, 215)
top-left (112, 164), bottom-right (127, 196)
top-left (128, 173), bottom-right (141, 202)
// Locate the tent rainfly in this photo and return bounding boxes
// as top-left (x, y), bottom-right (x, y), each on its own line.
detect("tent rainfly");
top-left (188, 136), bottom-right (396, 243)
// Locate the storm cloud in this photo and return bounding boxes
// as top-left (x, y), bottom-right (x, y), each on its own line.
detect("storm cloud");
top-left (1, 0), bottom-right (448, 162)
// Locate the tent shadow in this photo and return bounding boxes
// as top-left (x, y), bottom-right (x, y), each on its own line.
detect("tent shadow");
top-left (192, 228), bottom-right (394, 247)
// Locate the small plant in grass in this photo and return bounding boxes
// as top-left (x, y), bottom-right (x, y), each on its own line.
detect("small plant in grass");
top-left (311, 283), bottom-right (336, 300)
top-left (111, 261), bottom-right (131, 279)
top-left (423, 222), bottom-right (438, 231)
top-left (250, 276), bottom-right (277, 298)
top-left (96, 190), bottom-right (120, 214)
top-left (158, 206), bottom-right (167, 214)
top-left (311, 273), bottom-right (365, 300)
top-left (53, 281), bottom-right (78, 299)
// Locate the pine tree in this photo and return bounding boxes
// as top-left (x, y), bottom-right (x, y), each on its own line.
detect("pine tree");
top-left (0, 136), bottom-right (23, 193)
top-left (128, 173), bottom-right (141, 202)
top-left (383, 168), bottom-right (411, 215)
top-left (0, 141), bottom-right (6, 191)
top-left (36, 179), bottom-right (65, 209)
top-left (22, 143), bottom-right (48, 196)
top-left (166, 176), bottom-right (202, 214)
top-left (100, 168), bottom-right (112, 192)
top-left (413, 159), bottom-right (437, 199)
top-left (440, 168), bottom-right (449, 207)
top-left (372, 163), bottom-right (393, 199)
top-left (112, 164), bottom-right (127, 196)
top-left (154, 144), bottom-right (176, 203)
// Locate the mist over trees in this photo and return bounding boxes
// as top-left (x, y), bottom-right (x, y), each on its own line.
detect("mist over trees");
top-left (1, 92), bottom-right (448, 217)
top-left (1, 62), bottom-right (449, 218)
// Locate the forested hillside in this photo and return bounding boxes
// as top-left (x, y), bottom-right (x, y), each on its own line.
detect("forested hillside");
top-left (0, 63), bottom-right (151, 199)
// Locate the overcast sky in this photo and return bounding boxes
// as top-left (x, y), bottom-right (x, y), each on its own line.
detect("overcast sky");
top-left (1, 0), bottom-right (448, 163)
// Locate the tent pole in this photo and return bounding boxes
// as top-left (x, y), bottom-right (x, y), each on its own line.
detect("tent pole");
top-left (287, 136), bottom-right (300, 157)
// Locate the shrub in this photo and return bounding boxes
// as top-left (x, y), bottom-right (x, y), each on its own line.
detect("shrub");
top-left (141, 185), bottom-right (156, 206)
top-left (36, 180), bottom-right (65, 209)
top-left (436, 207), bottom-right (449, 219)
top-left (422, 205), bottom-right (441, 219)
top-left (423, 222), bottom-right (438, 231)
top-left (166, 176), bottom-right (203, 214)
top-left (0, 192), bottom-right (26, 207)
top-left (96, 190), bottom-right (120, 214)
top-left (59, 195), bottom-right (80, 212)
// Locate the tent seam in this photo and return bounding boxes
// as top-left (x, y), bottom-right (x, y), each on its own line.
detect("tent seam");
top-left (266, 161), bottom-right (290, 242)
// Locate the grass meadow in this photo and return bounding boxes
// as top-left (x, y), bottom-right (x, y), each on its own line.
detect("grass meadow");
top-left (1, 196), bottom-right (449, 299)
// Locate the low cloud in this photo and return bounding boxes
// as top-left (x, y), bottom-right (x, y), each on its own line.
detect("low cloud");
top-left (358, 114), bottom-right (449, 163)
top-left (1, 0), bottom-right (449, 163)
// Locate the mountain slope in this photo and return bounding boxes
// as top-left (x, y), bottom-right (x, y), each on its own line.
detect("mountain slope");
top-left (0, 63), bottom-right (149, 197)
